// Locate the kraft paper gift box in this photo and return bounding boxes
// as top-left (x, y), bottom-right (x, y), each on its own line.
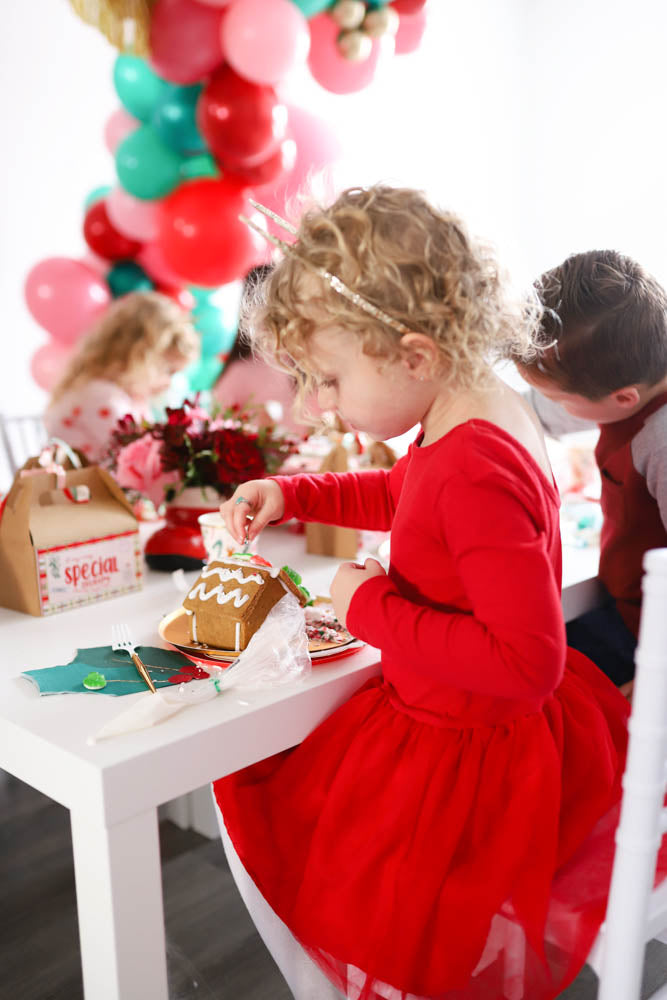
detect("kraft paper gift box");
top-left (305, 443), bottom-right (362, 560)
top-left (0, 458), bottom-right (141, 616)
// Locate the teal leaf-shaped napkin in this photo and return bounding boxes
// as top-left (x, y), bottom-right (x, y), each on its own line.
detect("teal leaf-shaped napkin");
top-left (22, 646), bottom-right (200, 696)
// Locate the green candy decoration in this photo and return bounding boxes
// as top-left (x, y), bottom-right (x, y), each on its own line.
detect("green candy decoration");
top-left (83, 671), bottom-right (107, 691)
top-left (116, 125), bottom-right (183, 200)
top-left (281, 565), bottom-right (313, 604)
top-left (107, 261), bottom-right (154, 298)
top-left (282, 565), bottom-right (302, 586)
top-left (113, 55), bottom-right (171, 123)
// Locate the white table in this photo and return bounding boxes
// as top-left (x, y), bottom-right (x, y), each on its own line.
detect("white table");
top-left (0, 524), bottom-right (600, 1000)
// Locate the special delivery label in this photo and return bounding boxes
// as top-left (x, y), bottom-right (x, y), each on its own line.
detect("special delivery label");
top-left (36, 530), bottom-right (142, 614)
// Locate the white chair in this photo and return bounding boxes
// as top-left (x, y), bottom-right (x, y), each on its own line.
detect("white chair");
top-left (587, 547), bottom-right (667, 999)
top-left (472, 549), bottom-right (667, 1000)
top-left (0, 413), bottom-right (48, 492)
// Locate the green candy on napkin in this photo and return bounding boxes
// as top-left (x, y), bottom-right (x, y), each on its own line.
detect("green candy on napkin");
top-left (22, 646), bottom-right (195, 696)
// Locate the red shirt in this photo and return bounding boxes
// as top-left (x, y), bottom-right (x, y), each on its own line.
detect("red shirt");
top-left (597, 392), bottom-right (667, 635)
top-left (277, 419), bottom-right (566, 723)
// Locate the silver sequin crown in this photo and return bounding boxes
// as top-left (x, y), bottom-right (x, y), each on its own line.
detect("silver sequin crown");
top-left (240, 199), bottom-right (413, 336)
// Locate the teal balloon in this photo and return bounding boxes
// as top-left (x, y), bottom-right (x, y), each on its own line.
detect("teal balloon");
top-left (116, 125), bottom-right (183, 200)
top-left (290, 0), bottom-right (333, 14)
top-left (186, 356), bottom-right (224, 393)
top-left (107, 261), bottom-right (155, 298)
top-left (113, 55), bottom-right (171, 123)
top-left (180, 153), bottom-right (219, 181)
top-left (83, 184), bottom-right (112, 211)
top-left (193, 305), bottom-right (238, 359)
top-left (152, 84), bottom-right (206, 154)
top-left (188, 285), bottom-right (218, 307)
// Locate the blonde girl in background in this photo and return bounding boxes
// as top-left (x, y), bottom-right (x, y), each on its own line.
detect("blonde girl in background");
top-left (213, 186), bottom-right (650, 1000)
top-left (44, 291), bottom-right (199, 462)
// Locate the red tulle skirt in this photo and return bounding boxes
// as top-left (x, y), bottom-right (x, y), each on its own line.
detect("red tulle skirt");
top-left (214, 652), bottom-right (662, 999)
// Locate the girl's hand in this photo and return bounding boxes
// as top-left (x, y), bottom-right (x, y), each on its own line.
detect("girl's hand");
top-left (220, 480), bottom-right (286, 546)
top-left (330, 557), bottom-right (386, 628)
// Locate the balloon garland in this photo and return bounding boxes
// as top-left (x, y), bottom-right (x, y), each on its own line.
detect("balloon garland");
top-left (27, 0), bottom-right (428, 396)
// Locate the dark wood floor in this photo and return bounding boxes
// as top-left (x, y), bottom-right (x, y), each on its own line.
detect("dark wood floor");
top-left (3, 767), bottom-right (667, 999)
top-left (0, 769), bottom-right (291, 1000)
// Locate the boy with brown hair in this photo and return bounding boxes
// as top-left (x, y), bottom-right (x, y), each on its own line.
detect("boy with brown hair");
top-left (519, 249), bottom-right (667, 686)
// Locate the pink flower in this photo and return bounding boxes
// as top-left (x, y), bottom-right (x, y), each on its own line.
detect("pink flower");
top-left (184, 405), bottom-right (211, 425)
top-left (113, 434), bottom-right (180, 507)
top-left (108, 398), bottom-right (298, 496)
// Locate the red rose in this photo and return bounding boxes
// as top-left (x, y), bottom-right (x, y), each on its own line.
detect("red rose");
top-left (214, 429), bottom-right (266, 486)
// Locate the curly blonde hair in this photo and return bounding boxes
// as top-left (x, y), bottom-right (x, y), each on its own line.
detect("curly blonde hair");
top-left (249, 186), bottom-right (542, 401)
top-left (50, 291), bottom-right (199, 402)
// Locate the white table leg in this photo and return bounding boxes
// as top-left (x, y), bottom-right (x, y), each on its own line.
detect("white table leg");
top-left (70, 806), bottom-right (168, 1000)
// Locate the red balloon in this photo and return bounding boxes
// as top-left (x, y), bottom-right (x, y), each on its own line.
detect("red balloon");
top-left (157, 178), bottom-right (265, 287)
top-left (228, 137), bottom-right (296, 187)
top-left (197, 65), bottom-right (287, 169)
top-left (391, 0), bottom-right (427, 12)
top-left (83, 201), bottom-right (143, 260)
top-left (157, 285), bottom-right (196, 311)
top-left (137, 241), bottom-right (190, 286)
top-left (149, 0), bottom-right (224, 84)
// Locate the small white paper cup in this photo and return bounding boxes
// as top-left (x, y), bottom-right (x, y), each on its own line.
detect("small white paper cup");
top-left (198, 512), bottom-right (257, 563)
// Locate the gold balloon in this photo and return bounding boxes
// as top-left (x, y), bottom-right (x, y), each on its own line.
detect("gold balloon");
top-left (336, 28), bottom-right (373, 62)
top-left (330, 0), bottom-right (367, 31)
top-left (68, 0), bottom-right (157, 54)
top-left (363, 6), bottom-right (400, 38)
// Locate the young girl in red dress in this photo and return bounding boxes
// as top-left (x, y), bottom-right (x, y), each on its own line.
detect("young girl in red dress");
top-left (213, 186), bottom-right (647, 1000)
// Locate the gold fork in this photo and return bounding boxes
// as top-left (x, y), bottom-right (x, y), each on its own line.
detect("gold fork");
top-left (111, 624), bottom-right (157, 694)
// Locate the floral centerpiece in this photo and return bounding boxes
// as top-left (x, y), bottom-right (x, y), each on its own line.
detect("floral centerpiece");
top-left (109, 399), bottom-right (299, 509)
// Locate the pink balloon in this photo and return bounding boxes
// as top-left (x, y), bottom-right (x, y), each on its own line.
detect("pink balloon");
top-left (106, 186), bottom-right (160, 242)
top-left (149, 0), bottom-right (224, 84)
top-left (193, 0), bottom-right (231, 4)
top-left (30, 340), bottom-right (72, 392)
top-left (308, 13), bottom-right (382, 94)
top-left (137, 241), bottom-right (190, 287)
top-left (221, 0), bottom-right (310, 86)
top-left (24, 258), bottom-right (111, 346)
top-left (394, 8), bottom-right (427, 55)
top-left (78, 251), bottom-right (110, 276)
top-left (252, 104), bottom-right (343, 225)
top-left (104, 108), bottom-right (139, 154)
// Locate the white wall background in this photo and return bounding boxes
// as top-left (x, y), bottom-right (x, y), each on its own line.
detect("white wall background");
top-left (520, 0), bottom-right (667, 283)
top-left (1, 0), bottom-right (667, 418)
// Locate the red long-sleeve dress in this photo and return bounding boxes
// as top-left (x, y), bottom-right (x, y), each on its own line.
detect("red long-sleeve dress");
top-left (214, 420), bottom-right (639, 999)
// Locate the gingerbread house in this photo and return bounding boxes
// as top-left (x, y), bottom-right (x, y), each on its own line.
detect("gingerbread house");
top-left (182, 556), bottom-right (307, 652)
